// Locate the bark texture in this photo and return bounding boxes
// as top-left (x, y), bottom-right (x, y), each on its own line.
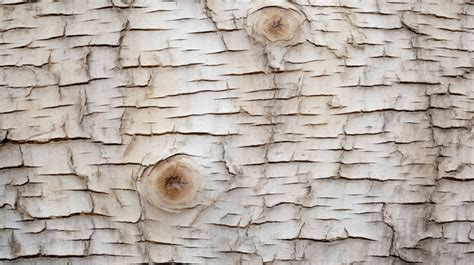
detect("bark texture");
top-left (0, 0), bottom-right (473, 264)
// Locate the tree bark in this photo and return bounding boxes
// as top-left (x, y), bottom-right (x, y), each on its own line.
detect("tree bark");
top-left (0, 0), bottom-right (473, 264)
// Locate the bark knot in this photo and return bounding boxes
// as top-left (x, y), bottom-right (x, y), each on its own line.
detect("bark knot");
top-left (246, 5), bottom-right (305, 43)
top-left (138, 155), bottom-right (202, 212)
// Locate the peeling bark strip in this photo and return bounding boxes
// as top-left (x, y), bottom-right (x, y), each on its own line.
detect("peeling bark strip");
top-left (0, 0), bottom-right (473, 264)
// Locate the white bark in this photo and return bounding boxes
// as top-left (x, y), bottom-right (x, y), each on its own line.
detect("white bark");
top-left (0, 0), bottom-right (473, 264)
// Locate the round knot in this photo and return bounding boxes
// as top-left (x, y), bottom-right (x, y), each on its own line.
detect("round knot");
top-left (246, 5), bottom-right (305, 43)
top-left (138, 156), bottom-right (201, 212)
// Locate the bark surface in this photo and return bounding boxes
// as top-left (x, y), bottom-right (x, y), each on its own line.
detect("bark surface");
top-left (0, 0), bottom-right (473, 264)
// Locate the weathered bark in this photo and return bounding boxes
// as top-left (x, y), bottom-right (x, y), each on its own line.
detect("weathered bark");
top-left (0, 0), bottom-right (473, 264)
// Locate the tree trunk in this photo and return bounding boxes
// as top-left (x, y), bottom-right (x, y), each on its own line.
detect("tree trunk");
top-left (0, 0), bottom-right (473, 264)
